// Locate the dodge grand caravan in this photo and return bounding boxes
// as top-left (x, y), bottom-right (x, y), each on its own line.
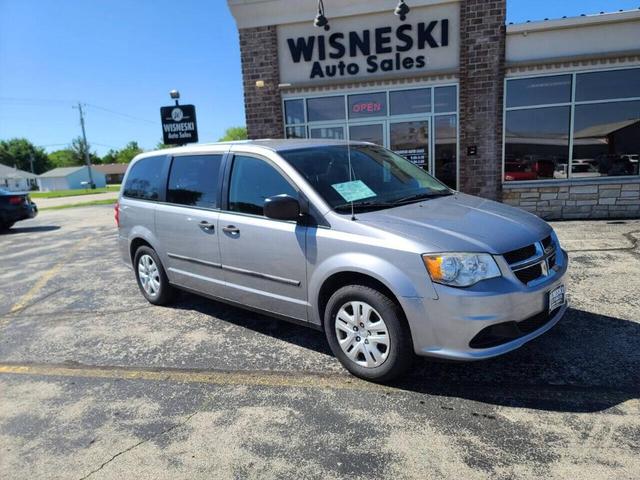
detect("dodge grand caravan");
top-left (117, 140), bottom-right (568, 381)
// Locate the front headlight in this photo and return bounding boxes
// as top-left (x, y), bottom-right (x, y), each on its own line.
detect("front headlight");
top-left (422, 253), bottom-right (501, 287)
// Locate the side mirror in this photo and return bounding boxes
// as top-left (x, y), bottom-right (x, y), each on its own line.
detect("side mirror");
top-left (264, 194), bottom-right (301, 221)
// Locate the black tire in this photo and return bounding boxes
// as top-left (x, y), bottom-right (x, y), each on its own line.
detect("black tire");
top-left (0, 221), bottom-right (13, 231)
top-left (324, 284), bottom-right (414, 382)
top-left (133, 245), bottom-right (175, 306)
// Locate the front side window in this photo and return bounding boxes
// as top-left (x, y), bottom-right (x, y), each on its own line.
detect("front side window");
top-left (228, 155), bottom-right (297, 216)
top-left (167, 154), bottom-right (222, 208)
top-left (280, 145), bottom-right (451, 213)
top-left (123, 156), bottom-right (165, 200)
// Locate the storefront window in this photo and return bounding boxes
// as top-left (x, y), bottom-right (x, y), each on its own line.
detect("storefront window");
top-left (284, 99), bottom-right (305, 124)
top-left (389, 88), bottom-right (431, 115)
top-left (390, 121), bottom-right (429, 168)
top-left (434, 86), bottom-right (457, 113)
top-left (505, 107), bottom-right (570, 181)
top-left (306, 96), bottom-right (345, 122)
top-left (348, 92), bottom-right (387, 119)
top-left (506, 75), bottom-right (572, 108)
top-left (285, 126), bottom-right (306, 139)
top-left (434, 115), bottom-right (457, 189)
top-left (572, 101), bottom-right (640, 177)
top-left (504, 68), bottom-right (640, 182)
top-left (576, 68), bottom-right (640, 102)
top-left (349, 124), bottom-right (384, 145)
top-left (310, 126), bottom-right (344, 139)
top-left (283, 84), bottom-right (459, 187)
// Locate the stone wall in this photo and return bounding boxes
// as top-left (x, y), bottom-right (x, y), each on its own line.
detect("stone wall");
top-left (503, 181), bottom-right (640, 220)
top-left (238, 26), bottom-right (284, 139)
top-left (458, 0), bottom-right (506, 200)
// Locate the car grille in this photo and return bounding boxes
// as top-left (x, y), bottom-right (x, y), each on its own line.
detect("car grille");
top-left (502, 235), bottom-right (559, 286)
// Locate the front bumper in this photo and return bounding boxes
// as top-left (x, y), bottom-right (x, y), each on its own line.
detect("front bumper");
top-left (406, 249), bottom-right (569, 361)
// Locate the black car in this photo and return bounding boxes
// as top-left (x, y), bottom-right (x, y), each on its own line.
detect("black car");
top-left (0, 188), bottom-right (38, 230)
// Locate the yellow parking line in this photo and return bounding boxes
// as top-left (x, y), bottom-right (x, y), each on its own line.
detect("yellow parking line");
top-left (8, 237), bottom-right (91, 314)
top-left (0, 362), bottom-right (388, 392)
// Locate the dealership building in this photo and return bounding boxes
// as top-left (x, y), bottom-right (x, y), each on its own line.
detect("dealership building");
top-left (228, 0), bottom-right (640, 219)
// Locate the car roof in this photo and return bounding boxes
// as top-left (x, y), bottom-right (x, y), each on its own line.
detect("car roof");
top-left (136, 139), bottom-right (373, 159)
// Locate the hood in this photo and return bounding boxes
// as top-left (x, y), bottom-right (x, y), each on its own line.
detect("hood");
top-left (357, 193), bottom-right (551, 254)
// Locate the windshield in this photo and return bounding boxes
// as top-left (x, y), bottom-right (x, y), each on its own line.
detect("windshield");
top-left (279, 144), bottom-right (452, 212)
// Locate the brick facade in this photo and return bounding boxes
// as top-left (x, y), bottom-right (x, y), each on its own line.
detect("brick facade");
top-left (458, 0), bottom-right (506, 200)
top-left (503, 181), bottom-right (640, 220)
top-left (239, 26), bottom-right (284, 139)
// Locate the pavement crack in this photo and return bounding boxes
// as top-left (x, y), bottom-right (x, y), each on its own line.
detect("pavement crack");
top-left (77, 410), bottom-right (199, 480)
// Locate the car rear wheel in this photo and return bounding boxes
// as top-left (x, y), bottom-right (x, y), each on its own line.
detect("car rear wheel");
top-left (0, 221), bottom-right (14, 231)
top-left (324, 284), bottom-right (413, 382)
top-left (133, 246), bottom-right (175, 305)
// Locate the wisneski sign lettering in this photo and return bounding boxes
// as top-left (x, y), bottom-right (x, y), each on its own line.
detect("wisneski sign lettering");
top-left (286, 20), bottom-right (449, 80)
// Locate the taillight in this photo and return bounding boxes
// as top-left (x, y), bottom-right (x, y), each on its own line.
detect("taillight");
top-left (9, 196), bottom-right (23, 205)
top-left (114, 201), bottom-right (120, 227)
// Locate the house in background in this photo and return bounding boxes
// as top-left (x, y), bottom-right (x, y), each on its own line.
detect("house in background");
top-left (94, 163), bottom-right (128, 184)
top-left (0, 164), bottom-right (38, 191)
top-left (37, 166), bottom-right (106, 191)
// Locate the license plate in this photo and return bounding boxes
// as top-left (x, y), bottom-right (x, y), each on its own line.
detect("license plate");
top-left (548, 285), bottom-right (565, 313)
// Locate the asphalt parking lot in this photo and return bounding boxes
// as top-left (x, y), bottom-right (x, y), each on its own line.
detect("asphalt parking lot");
top-left (0, 205), bottom-right (639, 479)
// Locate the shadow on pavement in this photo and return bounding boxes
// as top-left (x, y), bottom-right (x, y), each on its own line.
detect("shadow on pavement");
top-left (171, 293), bottom-right (639, 413)
top-left (2, 225), bottom-right (61, 235)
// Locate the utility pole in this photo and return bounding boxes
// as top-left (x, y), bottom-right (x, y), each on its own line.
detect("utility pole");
top-left (28, 153), bottom-right (35, 173)
top-left (74, 102), bottom-right (95, 188)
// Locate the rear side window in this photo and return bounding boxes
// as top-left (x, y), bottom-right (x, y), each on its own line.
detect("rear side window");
top-left (167, 154), bottom-right (222, 208)
top-left (123, 156), bottom-right (165, 201)
top-left (228, 155), bottom-right (296, 216)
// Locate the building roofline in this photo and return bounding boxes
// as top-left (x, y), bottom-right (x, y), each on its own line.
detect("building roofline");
top-left (507, 9), bottom-right (640, 34)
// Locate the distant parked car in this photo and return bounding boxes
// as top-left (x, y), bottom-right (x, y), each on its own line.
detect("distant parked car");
top-left (0, 188), bottom-right (38, 230)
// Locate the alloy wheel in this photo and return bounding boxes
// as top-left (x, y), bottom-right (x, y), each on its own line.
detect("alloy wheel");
top-left (138, 254), bottom-right (160, 297)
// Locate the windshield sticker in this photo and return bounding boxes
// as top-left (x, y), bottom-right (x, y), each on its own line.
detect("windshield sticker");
top-left (331, 180), bottom-right (376, 202)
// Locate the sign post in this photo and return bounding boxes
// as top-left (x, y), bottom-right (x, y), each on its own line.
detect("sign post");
top-left (160, 95), bottom-right (198, 146)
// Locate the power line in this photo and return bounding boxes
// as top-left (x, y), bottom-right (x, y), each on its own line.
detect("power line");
top-left (84, 103), bottom-right (159, 125)
top-left (0, 97), bottom-right (159, 125)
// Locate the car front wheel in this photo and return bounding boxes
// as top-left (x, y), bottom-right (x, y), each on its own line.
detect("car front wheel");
top-left (324, 284), bottom-right (413, 382)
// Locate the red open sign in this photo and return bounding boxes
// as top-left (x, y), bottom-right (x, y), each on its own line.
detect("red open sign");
top-left (352, 102), bottom-right (382, 113)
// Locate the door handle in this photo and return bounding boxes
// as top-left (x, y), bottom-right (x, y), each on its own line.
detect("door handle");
top-left (199, 221), bottom-right (215, 232)
top-left (223, 225), bottom-right (240, 234)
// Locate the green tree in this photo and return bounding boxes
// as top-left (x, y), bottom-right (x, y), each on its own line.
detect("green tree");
top-left (156, 141), bottom-right (171, 150)
top-left (99, 141), bottom-right (142, 164)
top-left (70, 136), bottom-right (100, 165)
top-left (218, 126), bottom-right (247, 142)
top-left (115, 141), bottom-right (143, 163)
top-left (48, 149), bottom-right (77, 168)
top-left (0, 138), bottom-right (51, 174)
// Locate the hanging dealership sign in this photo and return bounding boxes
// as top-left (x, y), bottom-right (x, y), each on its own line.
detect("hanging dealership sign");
top-left (278, 3), bottom-right (459, 84)
top-left (160, 104), bottom-right (199, 145)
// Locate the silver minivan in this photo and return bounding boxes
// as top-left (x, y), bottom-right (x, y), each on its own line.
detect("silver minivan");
top-left (117, 140), bottom-right (568, 381)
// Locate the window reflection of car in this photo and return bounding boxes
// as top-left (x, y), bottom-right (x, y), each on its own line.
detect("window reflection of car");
top-left (596, 153), bottom-right (635, 176)
top-left (504, 161), bottom-right (537, 181)
top-left (523, 155), bottom-right (555, 179)
top-left (570, 159), bottom-right (600, 177)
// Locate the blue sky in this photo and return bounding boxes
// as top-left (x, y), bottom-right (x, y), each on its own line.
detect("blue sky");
top-left (0, 0), bottom-right (638, 156)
